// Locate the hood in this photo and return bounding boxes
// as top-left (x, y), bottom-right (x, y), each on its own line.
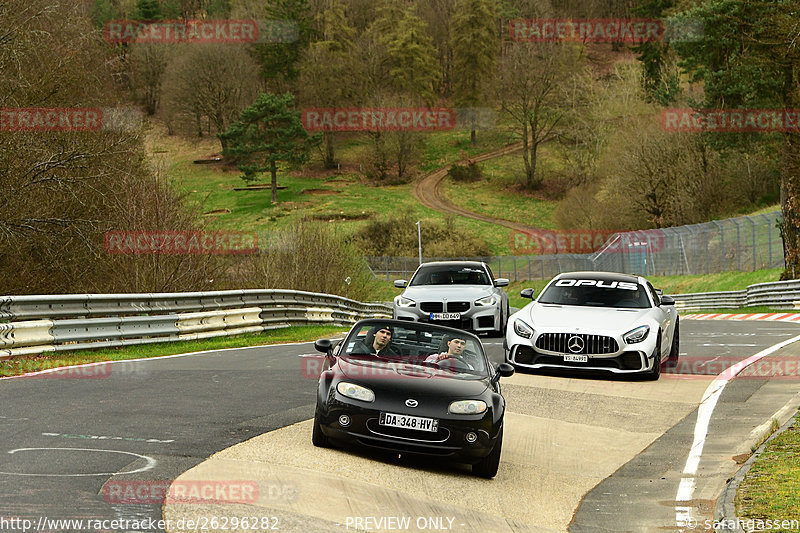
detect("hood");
top-left (400, 285), bottom-right (494, 302)
top-left (525, 303), bottom-right (651, 334)
top-left (335, 357), bottom-right (491, 398)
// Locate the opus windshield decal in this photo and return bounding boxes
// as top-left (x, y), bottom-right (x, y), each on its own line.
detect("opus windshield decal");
top-left (554, 279), bottom-right (638, 291)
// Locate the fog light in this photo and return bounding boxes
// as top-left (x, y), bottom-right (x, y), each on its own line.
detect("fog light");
top-left (338, 415), bottom-right (351, 427)
top-left (465, 432), bottom-right (477, 443)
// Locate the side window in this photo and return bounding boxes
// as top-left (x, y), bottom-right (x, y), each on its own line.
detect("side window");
top-left (646, 282), bottom-right (660, 306)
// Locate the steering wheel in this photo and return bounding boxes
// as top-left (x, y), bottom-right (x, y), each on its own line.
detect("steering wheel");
top-left (437, 356), bottom-right (472, 371)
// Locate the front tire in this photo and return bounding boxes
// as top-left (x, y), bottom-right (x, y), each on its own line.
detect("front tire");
top-left (493, 304), bottom-right (509, 338)
top-left (473, 426), bottom-right (503, 478)
top-left (312, 411), bottom-right (329, 448)
top-left (664, 320), bottom-right (680, 372)
top-left (643, 335), bottom-right (662, 381)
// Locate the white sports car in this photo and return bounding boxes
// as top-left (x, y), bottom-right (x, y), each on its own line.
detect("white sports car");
top-left (505, 272), bottom-right (679, 380)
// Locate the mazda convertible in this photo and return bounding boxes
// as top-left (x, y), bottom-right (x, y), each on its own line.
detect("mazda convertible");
top-left (311, 319), bottom-right (514, 477)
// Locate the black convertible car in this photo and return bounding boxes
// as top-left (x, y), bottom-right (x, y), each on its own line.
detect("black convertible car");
top-left (311, 319), bottom-right (514, 478)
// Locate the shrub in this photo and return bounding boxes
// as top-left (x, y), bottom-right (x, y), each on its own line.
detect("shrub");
top-left (447, 162), bottom-right (482, 182)
top-left (352, 214), bottom-right (490, 257)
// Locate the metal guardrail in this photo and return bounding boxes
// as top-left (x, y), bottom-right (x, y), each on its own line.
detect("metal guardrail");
top-left (672, 280), bottom-right (800, 311)
top-left (0, 290), bottom-right (392, 360)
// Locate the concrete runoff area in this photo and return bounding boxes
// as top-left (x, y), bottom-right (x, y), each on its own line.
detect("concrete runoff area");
top-left (164, 373), bottom-right (714, 532)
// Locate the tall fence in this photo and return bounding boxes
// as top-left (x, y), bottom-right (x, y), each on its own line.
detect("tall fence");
top-left (368, 211), bottom-right (784, 281)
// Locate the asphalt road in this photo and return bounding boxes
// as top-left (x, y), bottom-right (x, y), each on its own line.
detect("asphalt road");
top-left (1, 320), bottom-right (799, 532)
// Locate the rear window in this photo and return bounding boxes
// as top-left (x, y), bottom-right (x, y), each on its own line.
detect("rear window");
top-left (538, 279), bottom-right (650, 308)
top-left (410, 265), bottom-right (490, 286)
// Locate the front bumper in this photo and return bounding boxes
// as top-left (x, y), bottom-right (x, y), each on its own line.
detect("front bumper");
top-left (506, 344), bottom-right (656, 374)
top-left (316, 398), bottom-right (500, 462)
top-left (394, 305), bottom-right (500, 332)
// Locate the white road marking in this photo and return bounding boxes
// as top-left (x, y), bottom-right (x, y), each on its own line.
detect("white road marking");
top-left (41, 432), bottom-right (174, 443)
top-left (0, 447), bottom-right (156, 477)
top-left (675, 333), bottom-right (800, 529)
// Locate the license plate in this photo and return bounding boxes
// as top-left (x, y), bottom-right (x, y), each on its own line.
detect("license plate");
top-left (564, 354), bottom-right (588, 363)
top-left (429, 312), bottom-right (460, 320)
top-left (380, 412), bottom-right (439, 432)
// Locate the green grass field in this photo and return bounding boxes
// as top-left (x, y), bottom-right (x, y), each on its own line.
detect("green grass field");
top-left (736, 411), bottom-right (800, 533)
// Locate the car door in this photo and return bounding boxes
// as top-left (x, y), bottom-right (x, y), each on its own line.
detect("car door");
top-left (646, 281), bottom-right (672, 351)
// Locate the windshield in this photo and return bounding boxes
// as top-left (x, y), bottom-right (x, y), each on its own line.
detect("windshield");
top-left (341, 321), bottom-right (488, 377)
top-left (409, 265), bottom-right (490, 286)
top-left (538, 279), bottom-right (651, 308)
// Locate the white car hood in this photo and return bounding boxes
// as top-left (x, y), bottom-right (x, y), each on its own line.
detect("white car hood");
top-left (525, 303), bottom-right (651, 334)
top-left (401, 285), bottom-right (494, 301)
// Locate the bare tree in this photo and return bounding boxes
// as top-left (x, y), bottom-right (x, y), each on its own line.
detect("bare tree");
top-left (497, 42), bottom-right (585, 189)
top-left (161, 43), bottom-right (261, 145)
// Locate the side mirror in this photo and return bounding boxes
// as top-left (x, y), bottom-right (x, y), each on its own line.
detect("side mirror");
top-left (314, 339), bottom-right (333, 353)
top-left (491, 362), bottom-right (515, 384)
top-left (660, 295), bottom-right (675, 306)
top-left (520, 288), bottom-right (535, 299)
top-left (394, 279), bottom-right (408, 288)
top-left (494, 278), bottom-right (509, 287)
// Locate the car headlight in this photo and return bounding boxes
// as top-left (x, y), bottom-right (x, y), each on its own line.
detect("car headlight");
top-left (474, 294), bottom-right (498, 306)
top-left (513, 319), bottom-right (534, 339)
top-left (395, 296), bottom-right (416, 307)
top-left (337, 382), bottom-right (375, 402)
top-left (623, 325), bottom-right (650, 344)
top-left (448, 400), bottom-right (487, 414)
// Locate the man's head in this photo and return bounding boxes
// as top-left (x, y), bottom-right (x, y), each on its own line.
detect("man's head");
top-left (372, 325), bottom-right (393, 350)
top-left (446, 335), bottom-right (467, 356)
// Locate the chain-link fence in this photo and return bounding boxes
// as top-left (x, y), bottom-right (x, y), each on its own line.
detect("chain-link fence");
top-left (367, 211), bottom-right (784, 282)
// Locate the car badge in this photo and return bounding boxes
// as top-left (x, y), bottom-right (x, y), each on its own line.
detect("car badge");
top-left (405, 399), bottom-right (418, 408)
top-left (567, 335), bottom-right (584, 353)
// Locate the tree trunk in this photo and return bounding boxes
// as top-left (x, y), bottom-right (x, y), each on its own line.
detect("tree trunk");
top-left (780, 63), bottom-right (800, 279)
top-left (270, 159), bottom-right (278, 204)
top-left (323, 132), bottom-right (336, 169)
top-left (780, 131), bottom-right (800, 279)
top-left (521, 122), bottom-right (531, 186)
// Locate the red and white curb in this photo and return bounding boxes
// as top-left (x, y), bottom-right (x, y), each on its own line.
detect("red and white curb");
top-left (682, 312), bottom-right (800, 322)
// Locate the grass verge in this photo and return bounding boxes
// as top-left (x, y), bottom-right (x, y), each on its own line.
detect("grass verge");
top-left (736, 410), bottom-right (800, 532)
top-left (0, 325), bottom-right (347, 378)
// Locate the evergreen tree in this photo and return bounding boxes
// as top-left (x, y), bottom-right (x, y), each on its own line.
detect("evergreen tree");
top-left (133, 0), bottom-right (162, 20)
top-left (254, 0), bottom-right (313, 85)
top-left (381, 7), bottom-right (440, 105)
top-left (450, 0), bottom-right (498, 143)
top-left (219, 93), bottom-right (321, 204)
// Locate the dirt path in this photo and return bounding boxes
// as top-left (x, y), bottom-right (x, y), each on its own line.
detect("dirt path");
top-left (412, 141), bottom-right (544, 234)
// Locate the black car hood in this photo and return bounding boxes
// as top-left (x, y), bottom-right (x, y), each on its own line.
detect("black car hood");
top-left (335, 357), bottom-right (491, 398)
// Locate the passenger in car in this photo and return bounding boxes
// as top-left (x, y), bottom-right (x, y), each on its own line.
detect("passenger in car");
top-left (350, 325), bottom-right (400, 357)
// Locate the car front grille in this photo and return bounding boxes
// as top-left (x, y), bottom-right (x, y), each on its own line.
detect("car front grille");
top-left (420, 302), bottom-right (443, 313)
top-left (535, 333), bottom-right (619, 355)
top-left (446, 301), bottom-right (469, 313)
